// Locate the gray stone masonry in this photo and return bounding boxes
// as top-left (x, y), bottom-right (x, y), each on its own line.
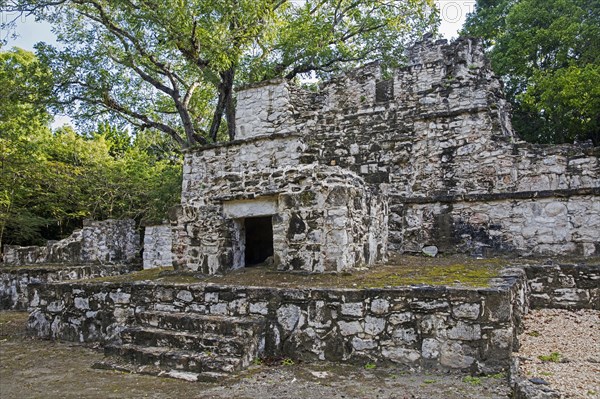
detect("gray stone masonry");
top-left (524, 263), bottom-right (599, 309)
top-left (3, 219), bottom-right (140, 266)
top-left (27, 269), bottom-right (528, 374)
top-left (143, 225), bottom-right (173, 269)
top-left (171, 36), bottom-right (599, 274)
top-left (0, 263), bottom-right (141, 310)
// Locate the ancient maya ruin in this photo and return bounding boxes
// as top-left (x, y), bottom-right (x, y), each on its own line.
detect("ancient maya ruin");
top-left (1, 37), bottom-right (599, 396)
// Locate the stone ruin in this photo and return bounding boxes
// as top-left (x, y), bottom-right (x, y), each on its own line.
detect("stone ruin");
top-left (3, 219), bottom-right (140, 266)
top-left (10, 37), bottom-right (600, 389)
top-left (156, 36), bottom-right (599, 275)
top-left (1, 219), bottom-right (141, 309)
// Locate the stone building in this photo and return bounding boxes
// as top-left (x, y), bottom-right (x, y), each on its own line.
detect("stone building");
top-left (146, 37), bottom-right (599, 274)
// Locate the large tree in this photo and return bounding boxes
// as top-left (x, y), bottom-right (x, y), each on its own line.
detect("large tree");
top-left (2, 0), bottom-right (436, 148)
top-left (463, 0), bottom-right (600, 145)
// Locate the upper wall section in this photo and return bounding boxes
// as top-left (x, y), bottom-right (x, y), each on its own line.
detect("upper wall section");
top-left (235, 81), bottom-right (295, 140)
top-left (226, 37), bottom-right (598, 201)
top-left (233, 37), bottom-right (513, 142)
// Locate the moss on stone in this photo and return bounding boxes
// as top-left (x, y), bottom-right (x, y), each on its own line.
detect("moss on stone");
top-left (86, 255), bottom-right (516, 289)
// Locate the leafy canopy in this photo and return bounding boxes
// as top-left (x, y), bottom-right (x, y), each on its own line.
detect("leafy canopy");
top-left (3, 0), bottom-right (437, 147)
top-left (0, 47), bottom-right (53, 247)
top-left (463, 0), bottom-right (600, 145)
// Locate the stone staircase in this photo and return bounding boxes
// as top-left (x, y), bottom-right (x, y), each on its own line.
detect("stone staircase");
top-left (95, 310), bottom-right (266, 382)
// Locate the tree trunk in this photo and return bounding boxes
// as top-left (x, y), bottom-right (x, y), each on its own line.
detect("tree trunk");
top-left (208, 67), bottom-right (236, 143)
top-left (223, 69), bottom-right (236, 141)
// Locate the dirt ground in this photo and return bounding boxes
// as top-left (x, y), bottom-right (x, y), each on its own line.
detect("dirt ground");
top-left (517, 309), bottom-right (600, 399)
top-left (0, 311), bottom-right (510, 399)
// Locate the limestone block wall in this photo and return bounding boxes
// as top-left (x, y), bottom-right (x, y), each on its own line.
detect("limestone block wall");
top-left (274, 180), bottom-right (387, 273)
top-left (174, 163), bottom-right (387, 273)
top-left (181, 134), bottom-right (306, 207)
top-left (235, 80), bottom-right (297, 140)
top-left (3, 219), bottom-right (140, 265)
top-left (172, 36), bottom-right (599, 273)
top-left (524, 264), bottom-right (600, 310)
top-left (0, 264), bottom-right (140, 310)
top-left (171, 204), bottom-right (233, 274)
top-left (27, 271), bottom-right (527, 373)
top-left (143, 225), bottom-right (173, 269)
top-left (398, 195), bottom-right (600, 256)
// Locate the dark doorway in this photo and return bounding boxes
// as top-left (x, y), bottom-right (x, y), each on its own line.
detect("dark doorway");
top-left (244, 216), bottom-right (274, 266)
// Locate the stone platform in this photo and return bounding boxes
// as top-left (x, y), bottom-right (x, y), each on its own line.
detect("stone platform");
top-left (23, 259), bottom-right (598, 382)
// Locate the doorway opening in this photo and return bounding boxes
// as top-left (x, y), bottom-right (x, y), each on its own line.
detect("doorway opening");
top-left (244, 216), bottom-right (274, 266)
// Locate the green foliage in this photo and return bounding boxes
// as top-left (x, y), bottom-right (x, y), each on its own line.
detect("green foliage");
top-left (94, 121), bottom-right (131, 157)
top-left (364, 362), bottom-right (377, 370)
top-left (488, 372), bottom-right (506, 379)
top-left (281, 357), bottom-right (295, 366)
top-left (252, 358), bottom-right (263, 366)
top-left (463, 376), bottom-right (482, 385)
top-left (15, 0), bottom-right (436, 147)
top-left (0, 47), bottom-right (54, 247)
top-left (463, 0), bottom-right (600, 145)
top-left (538, 352), bottom-right (561, 363)
top-left (0, 47), bottom-right (182, 250)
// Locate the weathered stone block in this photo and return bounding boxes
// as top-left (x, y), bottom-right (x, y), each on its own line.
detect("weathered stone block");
top-left (447, 321), bottom-right (481, 341)
top-left (452, 303), bottom-right (480, 320)
top-left (341, 302), bottom-right (364, 317)
top-left (338, 320), bottom-right (363, 336)
top-left (364, 316), bottom-right (386, 335)
top-left (370, 298), bottom-right (390, 314)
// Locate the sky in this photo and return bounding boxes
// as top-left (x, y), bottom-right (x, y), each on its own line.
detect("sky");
top-left (3, 1), bottom-right (476, 128)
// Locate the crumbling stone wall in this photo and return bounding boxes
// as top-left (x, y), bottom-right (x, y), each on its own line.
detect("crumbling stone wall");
top-left (174, 163), bottom-right (387, 273)
top-left (3, 219), bottom-right (140, 265)
top-left (24, 263), bottom-right (596, 372)
top-left (27, 269), bottom-right (527, 373)
top-left (524, 264), bottom-right (600, 310)
top-left (173, 36), bottom-right (599, 273)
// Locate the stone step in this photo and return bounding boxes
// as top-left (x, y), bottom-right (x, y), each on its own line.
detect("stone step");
top-left (135, 311), bottom-right (265, 338)
top-left (92, 358), bottom-right (228, 382)
top-left (104, 343), bottom-right (242, 374)
top-left (121, 326), bottom-right (248, 357)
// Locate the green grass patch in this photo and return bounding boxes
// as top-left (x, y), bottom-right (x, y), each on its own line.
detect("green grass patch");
top-left (363, 362), bottom-right (377, 370)
top-left (538, 352), bottom-right (561, 363)
top-left (463, 376), bottom-right (482, 385)
top-left (84, 255), bottom-right (513, 289)
top-left (281, 358), bottom-right (295, 366)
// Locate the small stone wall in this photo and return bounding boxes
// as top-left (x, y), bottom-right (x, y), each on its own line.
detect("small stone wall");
top-left (0, 264), bottom-right (140, 310)
top-left (143, 225), bottom-right (173, 269)
top-left (524, 263), bottom-right (600, 310)
top-left (3, 219), bottom-right (140, 266)
top-left (27, 269), bottom-right (527, 373)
